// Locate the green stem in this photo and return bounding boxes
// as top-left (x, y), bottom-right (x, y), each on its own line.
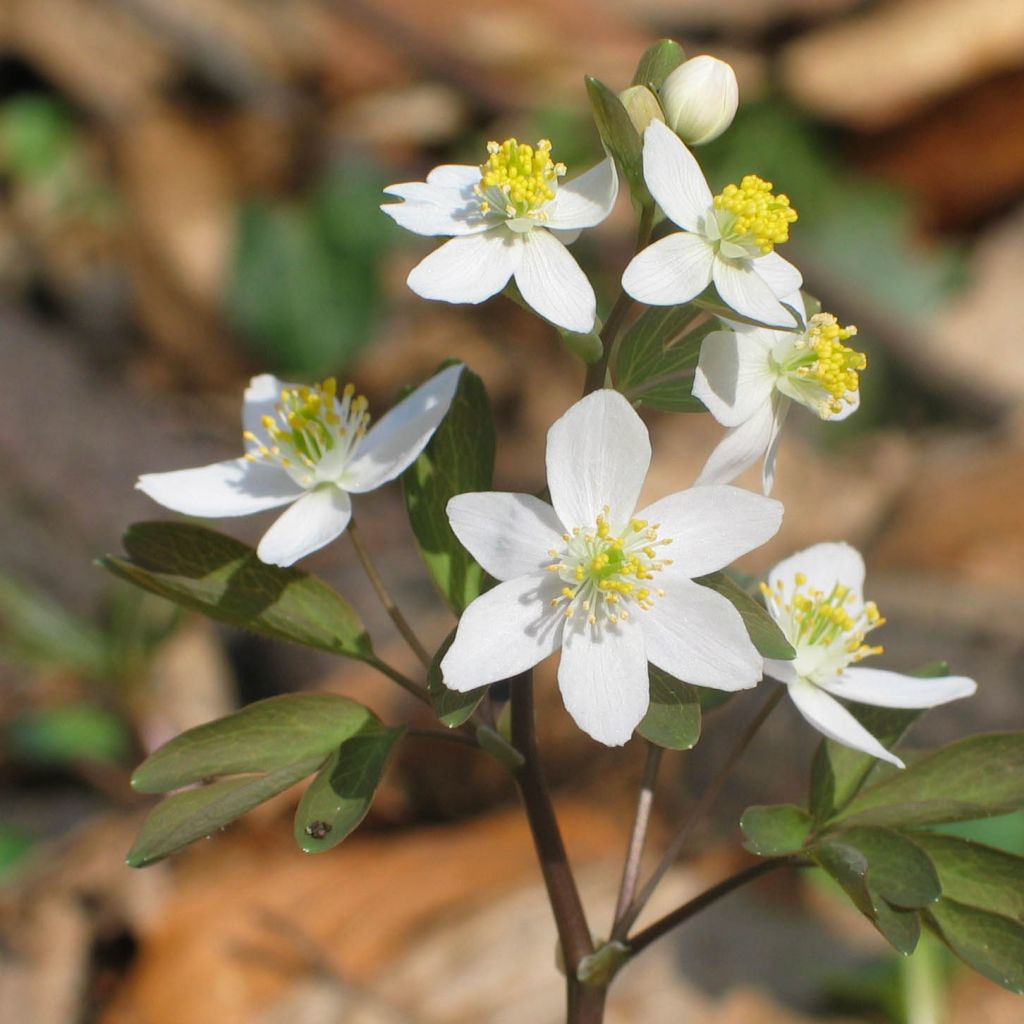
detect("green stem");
top-left (366, 655), bottom-right (431, 704)
top-left (406, 726), bottom-right (478, 748)
top-left (348, 517), bottom-right (432, 669)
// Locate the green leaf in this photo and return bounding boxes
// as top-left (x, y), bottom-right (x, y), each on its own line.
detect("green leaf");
top-left (693, 295), bottom-right (802, 333)
top-left (294, 725), bottom-right (404, 853)
top-left (100, 522), bottom-right (372, 660)
top-left (809, 662), bottom-right (950, 823)
top-left (631, 39), bottom-right (685, 92)
top-left (835, 733), bottom-right (1024, 829)
top-left (912, 834), bottom-right (1024, 920)
top-left (638, 667), bottom-right (700, 750)
top-left (8, 704), bottom-right (132, 765)
top-left (694, 571), bottom-right (795, 660)
top-left (740, 804), bottom-right (813, 855)
top-left (614, 305), bottom-right (711, 411)
top-left (126, 756), bottom-right (323, 868)
top-left (828, 827), bottom-right (940, 908)
top-left (427, 629), bottom-right (487, 728)
top-left (926, 899), bottom-right (1024, 993)
top-left (132, 694), bottom-right (374, 793)
top-left (403, 364), bottom-right (495, 614)
top-left (584, 76), bottom-right (647, 202)
top-left (873, 898), bottom-right (922, 955)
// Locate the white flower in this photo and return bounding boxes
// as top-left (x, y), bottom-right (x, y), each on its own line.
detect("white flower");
top-left (621, 119), bottom-right (802, 329)
top-left (661, 55), bottom-right (739, 146)
top-left (381, 138), bottom-right (617, 334)
top-left (440, 390), bottom-right (783, 746)
top-left (137, 365), bottom-right (463, 567)
top-left (694, 310), bottom-right (867, 494)
top-left (762, 542), bottom-right (977, 768)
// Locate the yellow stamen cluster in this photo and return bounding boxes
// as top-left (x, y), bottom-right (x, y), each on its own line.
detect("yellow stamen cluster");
top-left (801, 314), bottom-right (865, 413)
top-left (714, 174), bottom-right (797, 253)
top-left (548, 508), bottom-right (672, 627)
top-left (244, 378), bottom-right (368, 483)
top-left (476, 138), bottom-right (565, 219)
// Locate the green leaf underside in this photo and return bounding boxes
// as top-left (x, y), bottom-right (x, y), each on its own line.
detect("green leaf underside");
top-left (926, 899), bottom-right (1024, 993)
top-left (694, 572), bottom-right (795, 660)
top-left (912, 833), bottom-right (1024, 920)
top-left (404, 364), bottom-right (495, 615)
top-left (835, 733), bottom-right (1024, 828)
top-left (638, 667), bottom-right (701, 749)
top-left (614, 305), bottom-right (710, 411)
top-left (584, 76), bottom-right (646, 200)
top-left (427, 628), bottom-right (487, 728)
top-left (101, 523), bottom-right (372, 660)
top-left (740, 804), bottom-right (813, 856)
top-left (294, 726), bottom-right (404, 853)
top-left (132, 694), bottom-right (375, 793)
top-left (126, 756), bottom-right (323, 868)
top-left (809, 662), bottom-right (950, 823)
top-left (826, 826), bottom-right (940, 908)
top-left (631, 39), bottom-right (685, 92)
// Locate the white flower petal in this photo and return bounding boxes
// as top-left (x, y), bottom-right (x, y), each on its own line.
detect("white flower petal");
top-left (641, 578), bottom-right (761, 690)
top-left (346, 364), bottom-right (463, 493)
top-left (546, 390), bottom-right (651, 531)
top-left (513, 229), bottom-right (597, 333)
top-left (693, 329), bottom-right (777, 426)
top-left (787, 679), bottom-right (904, 768)
top-left (712, 258), bottom-right (800, 329)
top-left (380, 191), bottom-right (489, 237)
top-left (426, 165), bottom-right (482, 188)
top-left (447, 492), bottom-right (564, 581)
top-left (137, 458), bottom-right (302, 517)
top-left (694, 399), bottom-right (776, 489)
top-left (821, 667), bottom-right (977, 709)
top-left (546, 158), bottom-right (618, 230)
top-left (621, 233), bottom-right (714, 306)
top-left (768, 542), bottom-right (866, 607)
top-left (641, 119), bottom-right (713, 232)
top-left (829, 390), bottom-right (860, 423)
top-left (558, 614), bottom-right (648, 746)
top-left (752, 252), bottom-right (803, 300)
top-left (639, 485), bottom-right (783, 578)
top-left (407, 230), bottom-right (519, 305)
top-left (256, 486), bottom-right (352, 567)
top-left (763, 658), bottom-right (799, 685)
top-left (242, 374), bottom-right (287, 441)
top-left (440, 573), bottom-right (563, 691)
top-left (762, 396), bottom-right (790, 494)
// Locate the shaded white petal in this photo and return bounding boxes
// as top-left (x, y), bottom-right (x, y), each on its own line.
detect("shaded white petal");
top-left (440, 573), bottom-right (563, 691)
top-left (426, 165), bottom-right (481, 188)
top-left (546, 390), bottom-right (650, 531)
top-left (256, 486), bottom-right (352, 567)
top-left (763, 659), bottom-right (799, 685)
top-left (546, 158), bottom-right (618, 230)
top-left (558, 614), bottom-right (648, 746)
top-left (769, 542), bottom-right (865, 607)
top-left (242, 374), bottom-right (287, 442)
top-left (514, 229), bottom-right (596, 333)
top-left (137, 458), bottom-right (302, 517)
top-left (639, 485), bottom-right (783, 578)
top-left (549, 226), bottom-right (581, 246)
top-left (762, 396), bottom-right (790, 494)
top-left (447, 492), bottom-right (564, 581)
top-left (406, 230), bottom-right (519, 304)
top-left (752, 252), bottom-right (803, 300)
top-left (641, 119), bottom-right (713, 231)
top-left (821, 667), bottom-right (977, 709)
top-left (380, 192), bottom-right (489, 237)
top-left (641, 578), bottom-right (761, 690)
top-left (787, 679), bottom-right (904, 768)
top-left (346, 364), bottom-right (463, 493)
top-left (693, 329), bottom-right (777, 426)
top-left (621, 233), bottom-right (714, 306)
top-left (829, 390), bottom-right (860, 423)
top-left (712, 258), bottom-right (800, 329)
top-left (694, 399), bottom-right (776, 489)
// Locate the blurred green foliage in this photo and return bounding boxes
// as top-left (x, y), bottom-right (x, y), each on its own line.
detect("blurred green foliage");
top-left (7, 703), bottom-right (131, 765)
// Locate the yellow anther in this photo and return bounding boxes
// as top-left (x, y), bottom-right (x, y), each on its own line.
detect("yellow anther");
top-left (794, 572), bottom-right (807, 585)
top-left (713, 174), bottom-right (798, 253)
top-left (476, 138), bottom-right (565, 219)
top-left (803, 313), bottom-right (866, 413)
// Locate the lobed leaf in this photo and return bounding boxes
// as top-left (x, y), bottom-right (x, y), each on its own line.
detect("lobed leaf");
top-left (926, 899), bottom-right (1024, 993)
top-left (740, 804), bottom-right (813, 856)
top-left (638, 667), bottom-right (701, 750)
top-left (827, 826), bottom-right (940, 909)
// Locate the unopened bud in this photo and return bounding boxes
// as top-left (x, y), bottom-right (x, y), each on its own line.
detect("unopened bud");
top-left (618, 84), bottom-right (664, 135)
top-left (661, 55), bottom-right (738, 146)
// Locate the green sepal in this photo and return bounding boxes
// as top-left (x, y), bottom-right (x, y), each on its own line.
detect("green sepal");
top-left (100, 522), bottom-right (372, 660)
top-left (694, 571), bottom-right (795, 660)
top-left (740, 804), bottom-right (813, 856)
top-left (427, 628), bottom-right (487, 728)
top-left (631, 39), bottom-right (685, 92)
top-left (584, 76), bottom-right (649, 204)
top-left (293, 724), bottom-right (404, 853)
top-left (638, 667), bottom-right (700, 750)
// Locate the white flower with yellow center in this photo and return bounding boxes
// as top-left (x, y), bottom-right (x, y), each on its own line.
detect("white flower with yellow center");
top-left (440, 389), bottom-right (783, 746)
top-left (381, 138), bottom-right (618, 333)
top-left (762, 543), bottom-right (976, 767)
top-left (137, 365), bottom-right (463, 567)
top-left (621, 119), bottom-right (803, 328)
top-left (694, 310), bottom-right (867, 493)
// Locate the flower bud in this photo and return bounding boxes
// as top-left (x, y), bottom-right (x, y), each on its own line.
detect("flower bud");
top-left (661, 55), bottom-right (738, 146)
top-left (618, 84), bottom-right (664, 135)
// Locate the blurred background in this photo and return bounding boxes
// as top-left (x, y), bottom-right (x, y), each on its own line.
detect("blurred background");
top-left (1, 0), bottom-right (1023, 1021)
